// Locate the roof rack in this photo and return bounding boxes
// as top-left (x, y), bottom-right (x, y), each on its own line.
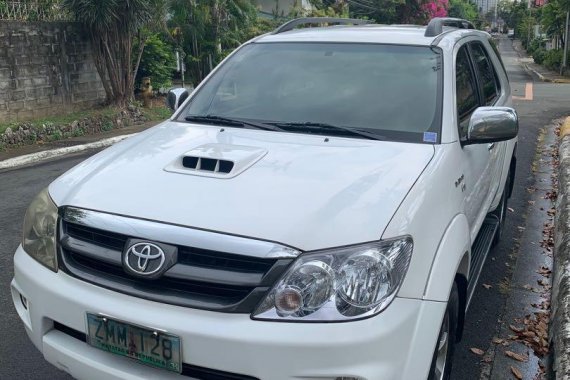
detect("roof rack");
top-left (272, 17), bottom-right (370, 35)
top-left (424, 17), bottom-right (475, 37)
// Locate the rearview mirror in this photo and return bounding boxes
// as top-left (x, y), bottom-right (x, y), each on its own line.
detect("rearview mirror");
top-left (465, 107), bottom-right (518, 145)
top-left (166, 88), bottom-right (190, 112)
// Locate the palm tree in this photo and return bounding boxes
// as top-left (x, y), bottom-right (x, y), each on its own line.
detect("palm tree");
top-left (62, 0), bottom-right (168, 107)
top-left (169, 0), bottom-right (258, 85)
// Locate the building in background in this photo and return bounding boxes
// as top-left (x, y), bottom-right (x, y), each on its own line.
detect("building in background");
top-left (255, 0), bottom-right (313, 18)
top-left (474, 0), bottom-right (498, 15)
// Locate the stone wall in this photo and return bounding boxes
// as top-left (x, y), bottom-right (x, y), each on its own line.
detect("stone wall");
top-left (0, 21), bottom-right (105, 122)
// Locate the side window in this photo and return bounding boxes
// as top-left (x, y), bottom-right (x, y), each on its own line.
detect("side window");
top-left (456, 46), bottom-right (479, 139)
top-left (470, 42), bottom-right (500, 105)
top-left (488, 38), bottom-right (507, 78)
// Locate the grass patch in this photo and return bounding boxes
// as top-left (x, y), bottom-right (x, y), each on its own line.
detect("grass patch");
top-left (0, 104), bottom-right (171, 136)
top-left (143, 106), bottom-right (172, 122)
top-left (0, 107), bottom-right (120, 135)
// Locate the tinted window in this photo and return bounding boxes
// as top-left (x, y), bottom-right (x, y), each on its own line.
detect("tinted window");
top-left (470, 42), bottom-right (500, 105)
top-left (179, 43), bottom-right (443, 143)
top-left (456, 46), bottom-right (479, 139)
top-left (488, 38), bottom-right (507, 78)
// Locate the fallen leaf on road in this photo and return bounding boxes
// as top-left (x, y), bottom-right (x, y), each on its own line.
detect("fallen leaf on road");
top-left (483, 284), bottom-right (492, 289)
top-left (537, 266), bottom-right (551, 277)
top-left (510, 325), bottom-right (524, 333)
top-left (511, 366), bottom-right (523, 380)
top-left (470, 347), bottom-right (485, 356)
top-left (505, 350), bottom-right (529, 362)
top-left (493, 337), bottom-right (505, 344)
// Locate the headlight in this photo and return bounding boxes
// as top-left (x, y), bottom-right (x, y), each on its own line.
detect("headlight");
top-left (22, 188), bottom-right (58, 271)
top-left (252, 236), bottom-right (413, 322)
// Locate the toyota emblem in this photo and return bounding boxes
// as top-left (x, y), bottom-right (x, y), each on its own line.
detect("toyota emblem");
top-left (123, 242), bottom-right (166, 276)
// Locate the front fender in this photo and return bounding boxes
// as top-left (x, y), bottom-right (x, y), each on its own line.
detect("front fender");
top-left (423, 213), bottom-right (471, 302)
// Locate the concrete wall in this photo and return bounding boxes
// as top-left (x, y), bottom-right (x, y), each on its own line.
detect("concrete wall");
top-left (0, 21), bottom-right (105, 122)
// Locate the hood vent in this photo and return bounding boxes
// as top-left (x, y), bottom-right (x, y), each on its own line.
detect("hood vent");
top-left (182, 156), bottom-right (235, 174)
top-left (164, 143), bottom-right (267, 179)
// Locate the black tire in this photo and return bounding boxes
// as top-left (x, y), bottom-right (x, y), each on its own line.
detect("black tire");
top-left (491, 171), bottom-right (511, 247)
top-left (428, 282), bottom-right (459, 380)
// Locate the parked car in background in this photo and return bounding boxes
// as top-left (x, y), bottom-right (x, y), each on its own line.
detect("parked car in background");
top-left (12, 17), bottom-right (517, 380)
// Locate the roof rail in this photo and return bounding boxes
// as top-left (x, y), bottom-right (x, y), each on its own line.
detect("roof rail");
top-left (424, 17), bottom-right (475, 37)
top-left (272, 17), bottom-right (370, 35)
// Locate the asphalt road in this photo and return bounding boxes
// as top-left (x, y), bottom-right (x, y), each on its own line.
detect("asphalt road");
top-left (0, 38), bottom-right (568, 380)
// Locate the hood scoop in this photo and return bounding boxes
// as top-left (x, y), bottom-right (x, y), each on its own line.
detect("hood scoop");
top-left (165, 143), bottom-right (267, 179)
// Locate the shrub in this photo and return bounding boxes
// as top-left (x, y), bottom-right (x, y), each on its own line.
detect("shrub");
top-left (136, 35), bottom-right (176, 91)
top-left (544, 49), bottom-right (563, 71)
top-left (533, 48), bottom-right (546, 65)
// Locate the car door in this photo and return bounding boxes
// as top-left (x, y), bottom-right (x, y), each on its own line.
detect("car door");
top-left (455, 43), bottom-right (494, 241)
top-left (468, 41), bottom-right (505, 210)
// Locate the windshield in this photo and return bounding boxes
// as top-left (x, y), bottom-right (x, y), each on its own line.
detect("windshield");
top-left (178, 42), bottom-right (443, 143)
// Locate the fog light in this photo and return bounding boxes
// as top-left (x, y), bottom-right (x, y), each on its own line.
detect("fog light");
top-left (20, 294), bottom-right (28, 310)
top-left (275, 286), bottom-right (302, 316)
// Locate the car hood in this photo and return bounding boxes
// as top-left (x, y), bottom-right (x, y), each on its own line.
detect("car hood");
top-left (49, 122), bottom-right (434, 251)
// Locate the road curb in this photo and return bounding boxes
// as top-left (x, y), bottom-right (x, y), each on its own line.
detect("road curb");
top-left (523, 63), bottom-right (570, 84)
top-left (552, 132), bottom-right (570, 379)
top-left (0, 134), bottom-right (135, 171)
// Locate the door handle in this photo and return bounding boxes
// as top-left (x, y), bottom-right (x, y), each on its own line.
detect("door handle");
top-left (487, 143), bottom-right (495, 151)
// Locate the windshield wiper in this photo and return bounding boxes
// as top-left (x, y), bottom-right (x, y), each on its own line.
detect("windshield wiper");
top-left (185, 115), bottom-right (283, 132)
top-left (269, 121), bottom-right (384, 141)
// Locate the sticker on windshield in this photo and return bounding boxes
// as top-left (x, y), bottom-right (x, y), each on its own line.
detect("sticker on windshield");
top-left (423, 132), bottom-right (437, 143)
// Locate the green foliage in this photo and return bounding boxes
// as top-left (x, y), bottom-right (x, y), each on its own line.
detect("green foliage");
top-left (143, 106), bottom-right (172, 121)
top-left (62, 0), bottom-right (168, 106)
top-left (102, 120), bottom-right (114, 131)
top-left (72, 128), bottom-right (85, 137)
top-left (50, 130), bottom-right (63, 141)
top-left (136, 34), bottom-right (176, 90)
top-left (448, 0), bottom-right (478, 23)
top-left (542, 49), bottom-right (570, 71)
top-left (541, 0), bottom-right (568, 40)
top-left (169, 0), bottom-right (259, 85)
top-left (533, 48), bottom-right (546, 64)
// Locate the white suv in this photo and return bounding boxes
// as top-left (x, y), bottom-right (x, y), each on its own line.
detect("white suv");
top-left (12, 17), bottom-right (517, 380)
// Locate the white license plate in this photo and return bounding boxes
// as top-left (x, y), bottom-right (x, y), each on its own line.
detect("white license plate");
top-left (86, 313), bottom-right (182, 373)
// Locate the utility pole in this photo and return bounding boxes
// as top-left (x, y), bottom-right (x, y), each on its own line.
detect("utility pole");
top-left (562, 10), bottom-right (569, 75)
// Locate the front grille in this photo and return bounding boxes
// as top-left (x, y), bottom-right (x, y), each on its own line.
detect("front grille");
top-left (53, 322), bottom-right (260, 380)
top-left (66, 222), bottom-right (125, 250)
top-left (59, 218), bottom-right (293, 313)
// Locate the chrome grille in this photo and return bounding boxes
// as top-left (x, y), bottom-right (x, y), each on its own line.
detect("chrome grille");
top-left (58, 207), bottom-right (297, 313)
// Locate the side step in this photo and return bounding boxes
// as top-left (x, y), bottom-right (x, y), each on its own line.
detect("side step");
top-left (466, 215), bottom-right (499, 307)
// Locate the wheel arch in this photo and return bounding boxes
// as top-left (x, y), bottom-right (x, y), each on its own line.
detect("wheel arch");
top-left (423, 213), bottom-right (471, 302)
top-left (424, 214), bottom-right (471, 342)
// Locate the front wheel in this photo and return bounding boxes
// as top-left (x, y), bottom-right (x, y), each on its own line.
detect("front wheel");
top-left (428, 282), bottom-right (459, 380)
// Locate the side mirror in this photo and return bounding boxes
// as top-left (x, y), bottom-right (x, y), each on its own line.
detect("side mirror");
top-left (166, 88), bottom-right (190, 112)
top-left (465, 107), bottom-right (518, 145)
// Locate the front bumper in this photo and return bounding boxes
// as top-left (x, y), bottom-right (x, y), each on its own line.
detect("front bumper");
top-left (12, 246), bottom-right (446, 380)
